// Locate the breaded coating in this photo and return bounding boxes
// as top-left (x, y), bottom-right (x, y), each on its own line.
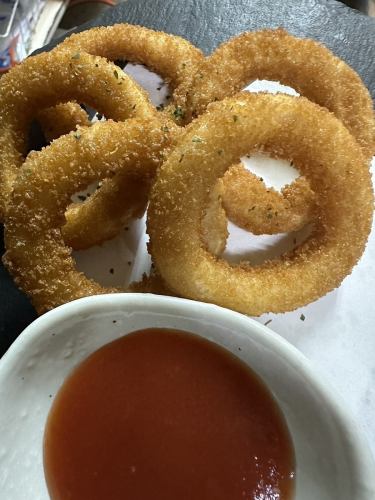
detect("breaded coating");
top-left (184, 29), bottom-right (375, 159)
top-left (3, 119), bottom-right (173, 313)
top-left (37, 102), bottom-right (91, 143)
top-left (220, 164), bottom-right (316, 234)
top-left (147, 93), bottom-right (373, 315)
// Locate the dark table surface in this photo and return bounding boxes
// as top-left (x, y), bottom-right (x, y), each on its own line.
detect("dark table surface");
top-left (1, 0), bottom-right (374, 356)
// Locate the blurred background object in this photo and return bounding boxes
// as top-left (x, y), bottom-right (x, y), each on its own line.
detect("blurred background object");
top-left (339, 0), bottom-right (375, 15)
top-left (58, 0), bottom-right (115, 31)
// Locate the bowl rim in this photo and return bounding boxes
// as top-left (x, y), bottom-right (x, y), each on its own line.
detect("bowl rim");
top-left (1, 292), bottom-right (375, 497)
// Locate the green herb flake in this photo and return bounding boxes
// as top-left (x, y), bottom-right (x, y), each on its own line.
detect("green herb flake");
top-left (192, 136), bottom-right (203, 143)
top-left (113, 69), bottom-right (119, 79)
top-left (264, 319), bottom-right (272, 326)
top-left (172, 106), bottom-right (185, 120)
top-left (300, 314), bottom-right (306, 321)
top-left (161, 125), bottom-right (169, 133)
top-left (179, 154), bottom-right (184, 163)
top-left (74, 131), bottom-right (81, 140)
top-left (71, 52), bottom-right (80, 60)
top-left (132, 104), bottom-right (137, 110)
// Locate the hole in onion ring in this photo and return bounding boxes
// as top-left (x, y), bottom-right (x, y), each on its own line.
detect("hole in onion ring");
top-left (241, 153), bottom-right (299, 191)
top-left (244, 79), bottom-right (299, 97)
top-left (223, 221), bottom-right (313, 266)
top-left (90, 63), bottom-right (171, 123)
top-left (72, 215), bottom-right (147, 288)
top-left (123, 63), bottom-right (171, 108)
top-left (222, 154), bottom-right (313, 265)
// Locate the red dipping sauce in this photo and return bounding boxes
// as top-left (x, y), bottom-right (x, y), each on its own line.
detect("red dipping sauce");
top-left (44, 329), bottom-right (295, 499)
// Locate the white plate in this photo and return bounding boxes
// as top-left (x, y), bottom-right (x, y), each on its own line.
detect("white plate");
top-left (0, 294), bottom-right (374, 499)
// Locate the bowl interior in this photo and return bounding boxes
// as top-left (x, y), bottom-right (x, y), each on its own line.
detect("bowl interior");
top-left (0, 294), bottom-right (374, 500)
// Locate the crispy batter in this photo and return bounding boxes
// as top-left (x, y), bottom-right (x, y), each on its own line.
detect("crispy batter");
top-left (147, 93), bottom-right (373, 315)
top-left (0, 49), bottom-right (157, 248)
top-left (220, 164), bottom-right (316, 234)
top-left (37, 102), bottom-right (90, 143)
top-left (182, 29), bottom-right (374, 235)
top-left (3, 119), bottom-right (173, 314)
top-left (63, 115), bottom-right (180, 249)
top-left (52, 24), bottom-right (204, 126)
top-left (184, 29), bottom-right (375, 159)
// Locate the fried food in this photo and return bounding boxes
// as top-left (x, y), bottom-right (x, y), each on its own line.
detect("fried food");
top-left (3, 119), bottom-right (173, 314)
top-left (0, 49), bottom-right (157, 248)
top-left (180, 28), bottom-right (374, 235)
top-left (183, 29), bottom-right (375, 158)
top-left (220, 164), bottom-right (316, 234)
top-left (147, 93), bottom-right (373, 315)
top-left (37, 102), bottom-right (91, 143)
top-left (62, 115), bottom-right (179, 250)
top-left (50, 24), bottom-right (204, 125)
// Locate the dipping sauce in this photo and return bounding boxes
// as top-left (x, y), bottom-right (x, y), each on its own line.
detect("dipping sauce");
top-left (44, 329), bottom-right (295, 499)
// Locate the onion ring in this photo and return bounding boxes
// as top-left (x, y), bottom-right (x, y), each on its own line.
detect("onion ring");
top-left (182, 28), bottom-right (374, 236)
top-left (0, 49), bottom-right (156, 248)
top-left (219, 163), bottom-right (316, 234)
top-left (62, 115), bottom-right (179, 250)
top-left (52, 24), bottom-right (204, 125)
top-left (147, 93), bottom-right (373, 315)
top-left (3, 118), bottom-right (173, 314)
top-left (184, 29), bottom-right (375, 157)
top-left (37, 102), bottom-right (91, 143)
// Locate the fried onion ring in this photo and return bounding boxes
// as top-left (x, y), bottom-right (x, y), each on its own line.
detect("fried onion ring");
top-left (37, 102), bottom-right (91, 143)
top-left (219, 163), bottom-right (316, 234)
top-left (184, 29), bottom-right (375, 158)
top-left (182, 28), bottom-right (374, 236)
top-left (147, 93), bottom-right (373, 315)
top-left (3, 118), bottom-right (172, 314)
top-left (0, 49), bottom-right (156, 246)
top-left (51, 24), bottom-right (204, 125)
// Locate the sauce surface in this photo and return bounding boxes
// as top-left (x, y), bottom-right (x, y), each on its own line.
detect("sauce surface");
top-left (44, 329), bottom-right (295, 499)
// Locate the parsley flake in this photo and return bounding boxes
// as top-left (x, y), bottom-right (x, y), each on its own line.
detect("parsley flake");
top-left (192, 136), bottom-right (203, 143)
top-left (71, 52), bottom-right (80, 60)
top-left (300, 314), bottom-right (306, 321)
top-left (172, 106), bottom-right (185, 120)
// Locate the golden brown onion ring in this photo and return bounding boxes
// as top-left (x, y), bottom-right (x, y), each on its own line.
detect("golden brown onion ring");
top-left (147, 93), bottom-right (373, 315)
top-left (184, 29), bottom-right (375, 158)
top-left (183, 28), bottom-right (374, 236)
top-left (62, 115), bottom-right (180, 250)
top-left (53, 24), bottom-right (204, 124)
top-left (37, 102), bottom-right (91, 143)
top-left (0, 49), bottom-right (155, 237)
top-left (220, 164), bottom-right (316, 234)
top-left (3, 118), bottom-right (173, 314)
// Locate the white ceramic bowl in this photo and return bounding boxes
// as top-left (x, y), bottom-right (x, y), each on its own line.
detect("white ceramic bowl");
top-left (0, 294), bottom-right (374, 499)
